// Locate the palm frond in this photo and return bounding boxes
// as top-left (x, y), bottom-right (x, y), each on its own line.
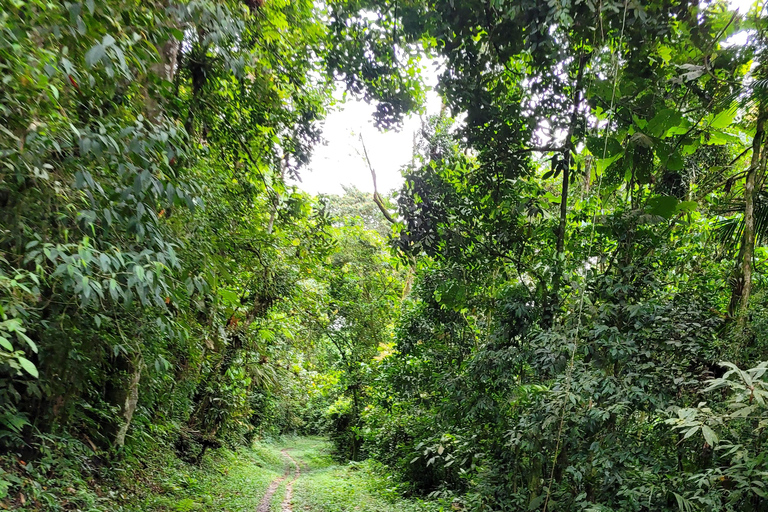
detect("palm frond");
top-left (712, 191), bottom-right (768, 255)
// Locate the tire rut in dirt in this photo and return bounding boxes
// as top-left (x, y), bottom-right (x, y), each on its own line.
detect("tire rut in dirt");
top-left (280, 449), bottom-right (301, 512)
top-left (255, 463), bottom-right (289, 512)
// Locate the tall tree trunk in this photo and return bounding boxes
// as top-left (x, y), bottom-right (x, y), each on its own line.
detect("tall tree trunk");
top-left (267, 156), bottom-right (287, 234)
top-left (146, 2), bottom-right (182, 123)
top-left (146, 37), bottom-right (180, 123)
top-left (729, 105), bottom-right (767, 325)
top-left (555, 164), bottom-right (570, 257)
top-left (113, 20), bottom-right (179, 448)
top-left (549, 53), bottom-right (590, 324)
top-left (351, 384), bottom-right (360, 461)
top-left (115, 355), bottom-right (142, 447)
top-left (401, 257), bottom-right (416, 299)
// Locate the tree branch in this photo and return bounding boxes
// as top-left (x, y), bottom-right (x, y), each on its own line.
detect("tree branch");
top-left (360, 134), bottom-right (397, 225)
top-left (515, 145), bottom-right (570, 154)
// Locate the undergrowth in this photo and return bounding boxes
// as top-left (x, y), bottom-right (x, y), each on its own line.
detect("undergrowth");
top-left (0, 432), bottom-right (287, 511)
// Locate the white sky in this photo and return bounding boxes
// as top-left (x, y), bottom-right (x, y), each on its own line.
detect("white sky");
top-left (293, 0), bottom-right (756, 197)
top-left (292, 63), bottom-right (442, 196)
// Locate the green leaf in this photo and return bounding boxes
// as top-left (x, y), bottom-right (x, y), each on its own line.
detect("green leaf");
top-left (709, 105), bottom-right (737, 130)
top-left (666, 152), bottom-right (685, 171)
top-left (528, 494), bottom-right (545, 510)
top-left (657, 45), bottom-right (673, 63)
top-left (683, 425), bottom-right (699, 439)
top-left (676, 201), bottom-right (697, 213)
top-left (702, 425), bottom-right (718, 446)
top-left (674, 492), bottom-right (695, 512)
top-left (629, 144), bottom-right (654, 184)
top-left (595, 153), bottom-right (623, 175)
top-left (435, 282), bottom-right (467, 310)
top-left (18, 357), bottom-right (39, 378)
top-left (109, 279), bottom-right (120, 300)
top-left (681, 138), bottom-right (701, 155)
top-left (16, 330), bottom-right (37, 353)
top-left (219, 289), bottom-right (240, 305)
top-left (647, 109), bottom-right (683, 138)
top-left (0, 336), bottom-right (13, 352)
top-left (705, 131), bottom-right (741, 146)
top-left (587, 136), bottom-right (623, 158)
top-left (85, 43), bottom-right (106, 67)
top-left (647, 195), bottom-right (679, 218)
top-left (99, 253), bottom-right (111, 272)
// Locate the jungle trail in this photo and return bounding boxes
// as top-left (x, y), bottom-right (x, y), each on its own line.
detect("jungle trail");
top-left (2, 0), bottom-right (768, 510)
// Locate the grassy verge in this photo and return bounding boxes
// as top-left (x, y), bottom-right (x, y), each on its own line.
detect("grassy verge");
top-left (0, 437), bottom-right (289, 511)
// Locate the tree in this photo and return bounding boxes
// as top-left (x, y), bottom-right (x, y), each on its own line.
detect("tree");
top-left (0, 0), bottom-right (423, 456)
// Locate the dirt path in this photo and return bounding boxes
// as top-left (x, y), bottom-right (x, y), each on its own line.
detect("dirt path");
top-left (280, 449), bottom-right (300, 512)
top-left (255, 462), bottom-right (289, 512)
top-left (254, 448), bottom-right (301, 512)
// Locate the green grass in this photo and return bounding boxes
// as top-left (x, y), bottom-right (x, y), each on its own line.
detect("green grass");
top-left (276, 436), bottom-right (334, 471)
top-left (269, 476), bottom-right (289, 512)
top-left (0, 438), bottom-right (291, 511)
top-left (125, 441), bottom-right (288, 511)
top-left (1, 436), bottom-right (445, 512)
top-left (280, 437), bottom-right (441, 512)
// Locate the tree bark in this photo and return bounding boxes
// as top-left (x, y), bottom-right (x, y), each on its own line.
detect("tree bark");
top-left (729, 105), bottom-right (767, 325)
top-left (556, 165), bottom-right (570, 257)
top-left (549, 53), bottom-right (590, 323)
top-left (115, 356), bottom-right (142, 447)
top-left (146, 38), bottom-right (180, 123)
top-left (351, 384), bottom-right (360, 461)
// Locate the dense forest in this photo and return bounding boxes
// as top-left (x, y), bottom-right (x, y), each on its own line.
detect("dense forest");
top-left (2, 0), bottom-right (768, 510)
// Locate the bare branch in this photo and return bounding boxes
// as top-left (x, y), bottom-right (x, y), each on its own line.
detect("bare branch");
top-left (360, 134), bottom-right (397, 225)
top-left (517, 145), bottom-right (570, 154)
